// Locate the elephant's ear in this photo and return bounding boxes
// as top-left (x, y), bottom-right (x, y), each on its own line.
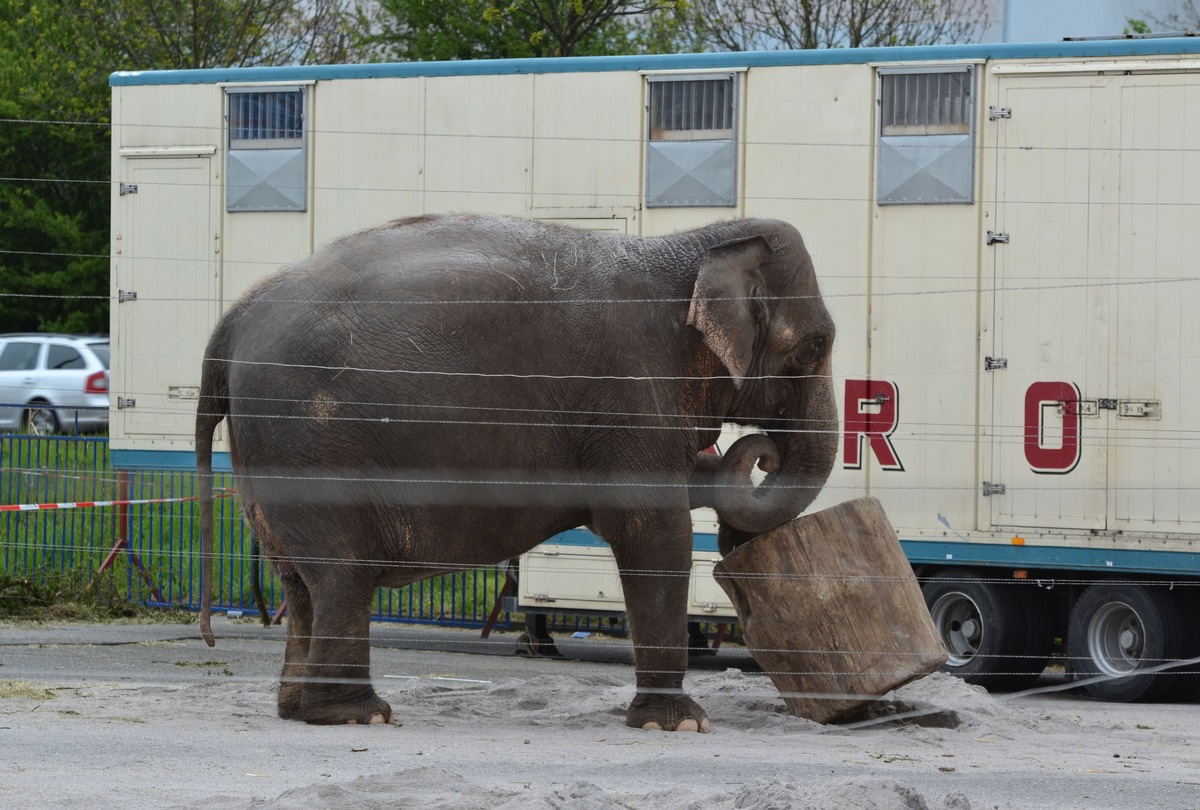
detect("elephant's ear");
top-left (687, 235), bottom-right (773, 390)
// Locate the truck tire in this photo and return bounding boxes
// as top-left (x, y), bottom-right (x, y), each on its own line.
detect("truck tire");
top-left (922, 570), bottom-right (1047, 691)
top-left (1067, 583), bottom-right (1186, 702)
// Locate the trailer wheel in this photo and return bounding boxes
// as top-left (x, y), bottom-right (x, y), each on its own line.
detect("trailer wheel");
top-left (922, 570), bottom-right (1046, 691)
top-left (1067, 583), bottom-right (1185, 702)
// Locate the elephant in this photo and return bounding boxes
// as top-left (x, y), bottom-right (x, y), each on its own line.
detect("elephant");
top-left (195, 213), bottom-right (838, 732)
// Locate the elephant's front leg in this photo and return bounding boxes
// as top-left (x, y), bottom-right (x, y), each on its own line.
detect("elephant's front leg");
top-left (605, 512), bottom-right (710, 733)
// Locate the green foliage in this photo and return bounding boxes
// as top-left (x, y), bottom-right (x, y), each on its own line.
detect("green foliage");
top-left (364, 0), bottom-right (549, 60)
top-left (361, 0), bottom-right (683, 60)
top-left (0, 566), bottom-right (144, 620)
top-left (0, 0), bottom-right (355, 336)
top-left (1124, 18), bottom-right (1152, 35)
top-left (0, 0), bottom-right (110, 333)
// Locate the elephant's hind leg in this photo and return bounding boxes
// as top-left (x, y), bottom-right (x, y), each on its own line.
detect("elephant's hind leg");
top-left (276, 570), bottom-right (312, 720)
top-left (298, 574), bottom-right (393, 725)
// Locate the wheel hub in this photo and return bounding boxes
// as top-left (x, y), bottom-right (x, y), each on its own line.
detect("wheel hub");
top-left (930, 591), bottom-right (983, 667)
top-left (1087, 602), bottom-right (1145, 676)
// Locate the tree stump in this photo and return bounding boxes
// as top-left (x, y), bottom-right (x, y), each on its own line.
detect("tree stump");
top-left (713, 497), bottom-right (947, 724)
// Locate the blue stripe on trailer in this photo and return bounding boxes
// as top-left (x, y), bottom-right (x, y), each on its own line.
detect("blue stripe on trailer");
top-left (110, 37), bottom-right (1200, 87)
top-left (541, 527), bottom-right (720, 553)
top-left (113, 448), bottom-right (231, 472)
top-left (901, 539), bottom-right (1200, 577)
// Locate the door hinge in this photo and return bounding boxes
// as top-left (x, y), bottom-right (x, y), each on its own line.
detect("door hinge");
top-left (987, 230), bottom-right (1010, 245)
top-left (989, 106), bottom-right (1012, 120)
top-left (985, 356), bottom-right (1008, 371)
top-left (119, 182), bottom-right (138, 196)
top-left (116, 397), bottom-right (136, 410)
top-left (982, 481), bottom-right (1007, 497)
top-left (118, 290), bottom-right (137, 303)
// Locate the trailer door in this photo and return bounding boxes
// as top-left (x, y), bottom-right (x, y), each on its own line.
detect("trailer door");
top-left (112, 151), bottom-right (218, 442)
top-left (986, 77), bottom-right (1114, 531)
top-left (1111, 77), bottom-right (1200, 533)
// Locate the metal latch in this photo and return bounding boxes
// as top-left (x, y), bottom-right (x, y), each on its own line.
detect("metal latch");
top-left (119, 182), bottom-right (138, 196)
top-left (989, 106), bottom-right (1012, 120)
top-left (985, 356), bottom-right (1008, 371)
top-left (168, 385), bottom-right (200, 400)
top-left (116, 397), bottom-right (136, 410)
top-left (1118, 400), bottom-right (1161, 419)
top-left (982, 481), bottom-right (1006, 496)
top-left (118, 290), bottom-right (137, 303)
top-left (987, 231), bottom-right (1010, 245)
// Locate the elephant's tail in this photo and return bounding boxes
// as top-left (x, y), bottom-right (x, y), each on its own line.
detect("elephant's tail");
top-left (196, 348), bottom-right (229, 648)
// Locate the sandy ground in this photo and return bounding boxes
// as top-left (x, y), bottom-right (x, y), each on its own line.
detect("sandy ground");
top-left (2, 618), bottom-right (1199, 809)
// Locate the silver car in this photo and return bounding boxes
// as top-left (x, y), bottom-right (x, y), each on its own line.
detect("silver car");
top-left (0, 334), bottom-right (110, 434)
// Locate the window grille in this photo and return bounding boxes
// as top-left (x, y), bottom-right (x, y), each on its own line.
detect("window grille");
top-left (228, 90), bottom-right (304, 148)
top-left (649, 78), bottom-right (735, 141)
top-left (880, 71), bottom-right (972, 136)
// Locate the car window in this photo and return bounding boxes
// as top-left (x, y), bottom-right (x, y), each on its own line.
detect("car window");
top-left (0, 341), bottom-right (41, 371)
top-left (47, 344), bottom-right (85, 370)
top-left (88, 343), bottom-right (110, 369)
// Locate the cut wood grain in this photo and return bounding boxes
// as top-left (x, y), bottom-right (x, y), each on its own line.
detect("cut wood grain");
top-left (713, 497), bottom-right (947, 723)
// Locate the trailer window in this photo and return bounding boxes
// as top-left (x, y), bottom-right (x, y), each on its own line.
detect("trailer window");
top-left (877, 66), bottom-right (975, 205)
top-left (229, 90), bottom-right (304, 148)
top-left (645, 74), bottom-right (737, 207)
top-left (225, 87), bottom-right (307, 212)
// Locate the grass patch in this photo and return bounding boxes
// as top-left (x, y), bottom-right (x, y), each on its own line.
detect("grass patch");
top-left (0, 681), bottom-right (57, 700)
top-left (0, 566), bottom-right (191, 622)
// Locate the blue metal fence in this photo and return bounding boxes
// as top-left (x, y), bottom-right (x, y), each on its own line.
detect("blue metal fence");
top-left (0, 434), bottom-right (510, 629)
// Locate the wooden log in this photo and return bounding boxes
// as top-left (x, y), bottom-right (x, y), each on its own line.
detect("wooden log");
top-left (713, 497), bottom-right (947, 724)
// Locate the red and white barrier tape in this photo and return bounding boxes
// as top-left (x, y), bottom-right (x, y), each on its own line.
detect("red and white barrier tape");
top-left (0, 492), bottom-right (233, 512)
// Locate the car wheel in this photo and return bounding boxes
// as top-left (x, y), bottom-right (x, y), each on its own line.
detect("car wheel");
top-left (25, 403), bottom-right (59, 435)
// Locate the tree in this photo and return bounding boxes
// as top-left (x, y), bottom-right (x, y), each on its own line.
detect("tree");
top-left (0, 0), bottom-right (110, 333)
top-left (356, 0), bottom-right (553, 60)
top-left (359, 0), bottom-right (680, 61)
top-left (686, 0), bottom-right (989, 51)
top-left (0, 0), bottom-right (357, 334)
top-left (1140, 0), bottom-right (1200, 32)
top-left (69, 0), bottom-right (354, 70)
top-left (483, 0), bottom-right (677, 56)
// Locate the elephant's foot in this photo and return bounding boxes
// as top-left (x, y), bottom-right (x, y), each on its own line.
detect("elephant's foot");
top-left (277, 679), bottom-right (304, 720)
top-left (626, 692), bottom-right (711, 733)
top-left (278, 683), bottom-right (394, 725)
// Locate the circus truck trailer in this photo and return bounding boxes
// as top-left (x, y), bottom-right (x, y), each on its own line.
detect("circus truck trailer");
top-left (110, 35), bottom-right (1200, 701)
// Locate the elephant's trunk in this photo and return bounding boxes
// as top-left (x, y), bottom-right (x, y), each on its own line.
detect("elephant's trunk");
top-left (712, 391), bottom-right (839, 537)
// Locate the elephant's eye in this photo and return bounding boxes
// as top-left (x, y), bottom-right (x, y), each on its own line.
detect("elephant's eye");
top-left (797, 336), bottom-right (827, 366)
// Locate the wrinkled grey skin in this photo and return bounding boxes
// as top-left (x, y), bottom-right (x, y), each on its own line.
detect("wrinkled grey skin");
top-left (196, 214), bottom-right (837, 732)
